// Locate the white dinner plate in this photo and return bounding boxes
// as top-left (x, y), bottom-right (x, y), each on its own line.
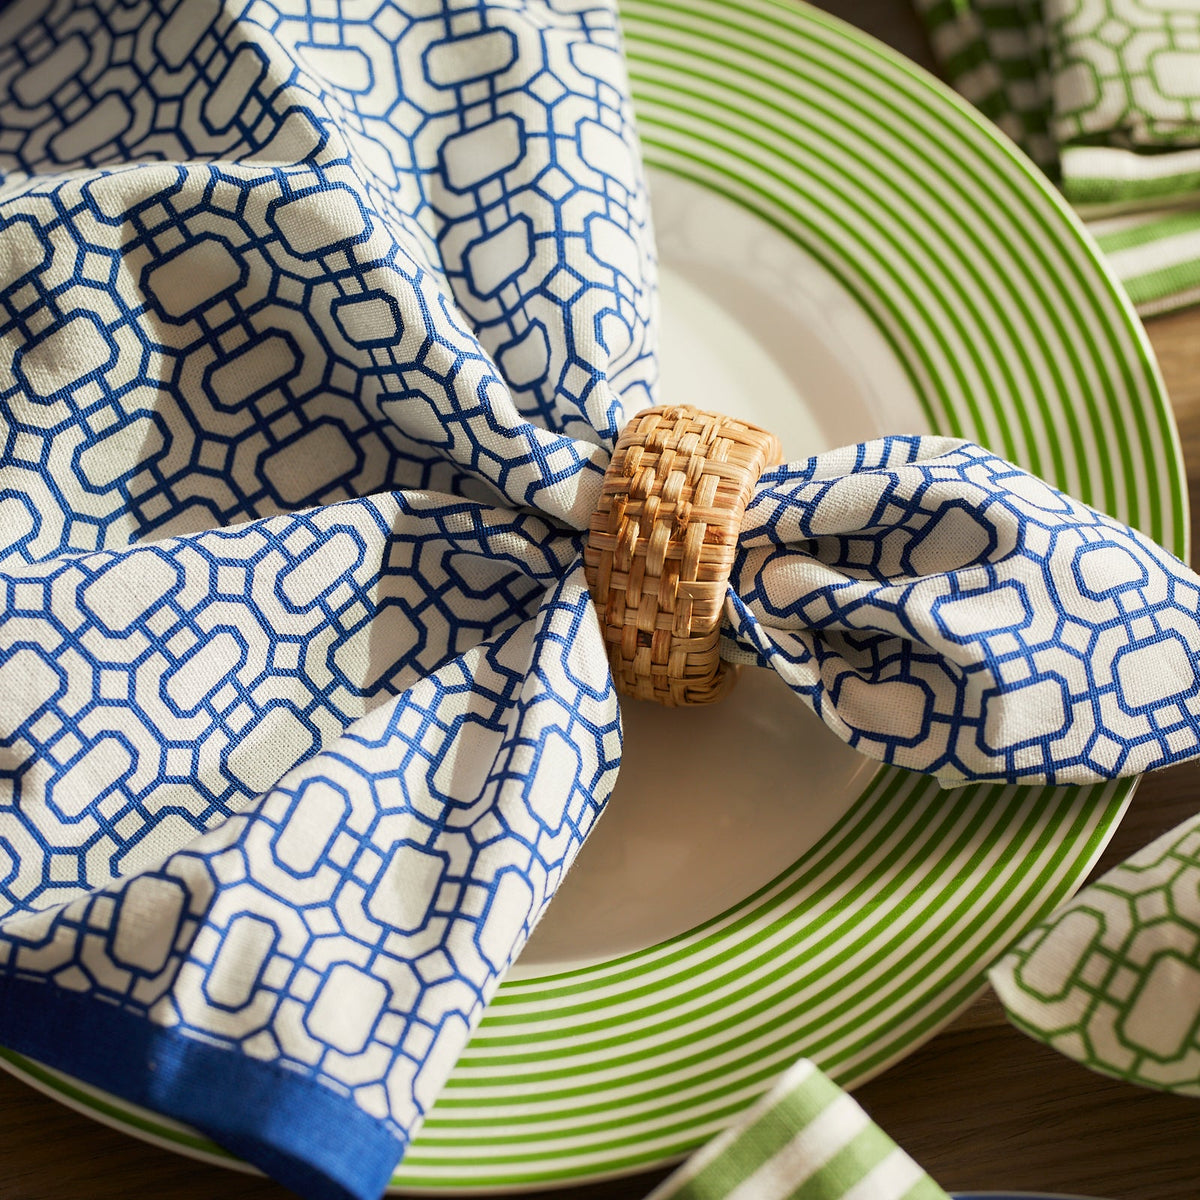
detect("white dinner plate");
top-left (0, 0), bottom-right (1186, 1192)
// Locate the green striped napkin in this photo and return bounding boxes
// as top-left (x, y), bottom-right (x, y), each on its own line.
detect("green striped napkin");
top-left (646, 1060), bottom-right (950, 1200)
top-left (916, 0), bottom-right (1200, 315)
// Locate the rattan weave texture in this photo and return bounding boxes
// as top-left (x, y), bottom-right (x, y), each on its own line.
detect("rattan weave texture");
top-left (584, 405), bottom-right (782, 705)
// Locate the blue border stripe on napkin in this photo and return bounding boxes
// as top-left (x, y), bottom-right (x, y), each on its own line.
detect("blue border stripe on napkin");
top-left (0, 976), bottom-right (402, 1200)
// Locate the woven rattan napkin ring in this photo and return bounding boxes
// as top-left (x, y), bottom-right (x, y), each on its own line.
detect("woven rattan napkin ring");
top-left (584, 405), bottom-right (783, 706)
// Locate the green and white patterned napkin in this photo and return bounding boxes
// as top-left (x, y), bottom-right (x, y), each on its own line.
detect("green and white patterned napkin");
top-left (646, 1059), bottom-right (950, 1200)
top-left (917, 0), bottom-right (1200, 315)
top-left (992, 810), bottom-right (1200, 1092)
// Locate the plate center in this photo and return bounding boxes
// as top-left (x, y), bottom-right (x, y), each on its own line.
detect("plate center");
top-left (513, 172), bottom-right (927, 979)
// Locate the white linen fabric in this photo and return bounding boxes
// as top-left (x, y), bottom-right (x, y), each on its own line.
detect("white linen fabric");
top-left (3, 2), bottom-right (1200, 1199)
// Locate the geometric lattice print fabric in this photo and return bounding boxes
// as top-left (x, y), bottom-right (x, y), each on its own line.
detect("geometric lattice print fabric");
top-left (0, 4), bottom-right (649, 1197)
top-left (993, 807), bottom-right (1200, 1093)
top-left (5, 2), bottom-right (1200, 1199)
top-left (916, 0), bottom-right (1200, 314)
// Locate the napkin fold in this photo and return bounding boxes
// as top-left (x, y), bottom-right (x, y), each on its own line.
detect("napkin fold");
top-left (917, 0), bottom-right (1200, 314)
top-left (726, 436), bottom-right (1200, 786)
top-left (992, 808), bottom-right (1200, 1094)
top-left (0, 507), bottom-right (616, 1200)
top-left (645, 1059), bottom-right (950, 1200)
top-left (0, 1), bottom-right (648, 1196)
top-left (4, 1), bottom-right (1200, 1199)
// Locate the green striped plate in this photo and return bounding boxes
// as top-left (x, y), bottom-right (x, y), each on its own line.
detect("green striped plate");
top-left (0, 0), bottom-right (1185, 1192)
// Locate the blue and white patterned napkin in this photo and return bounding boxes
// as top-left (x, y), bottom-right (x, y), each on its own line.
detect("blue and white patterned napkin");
top-left (727, 436), bottom-right (1200, 785)
top-left (3, 3), bottom-right (1200, 1200)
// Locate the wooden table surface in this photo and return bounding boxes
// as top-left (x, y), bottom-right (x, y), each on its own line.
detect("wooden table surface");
top-left (3, 3), bottom-right (1199, 1199)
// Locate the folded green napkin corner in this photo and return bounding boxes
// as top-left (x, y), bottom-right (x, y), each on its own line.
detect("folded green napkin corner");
top-left (992, 806), bottom-right (1200, 1095)
top-left (646, 1059), bottom-right (950, 1200)
top-left (917, 0), bottom-right (1200, 315)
